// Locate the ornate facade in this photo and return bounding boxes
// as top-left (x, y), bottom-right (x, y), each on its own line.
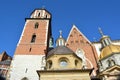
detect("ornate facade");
top-left (5, 8), bottom-right (120, 80)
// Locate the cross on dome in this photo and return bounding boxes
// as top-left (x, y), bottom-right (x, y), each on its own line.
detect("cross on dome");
top-left (59, 30), bottom-right (62, 38)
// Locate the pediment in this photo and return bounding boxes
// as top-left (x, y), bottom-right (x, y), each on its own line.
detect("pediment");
top-left (101, 65), bottom-right (120, 75)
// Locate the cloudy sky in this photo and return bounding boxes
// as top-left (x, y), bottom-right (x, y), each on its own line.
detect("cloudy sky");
top-left (0, 0), bottom-right (120, 56)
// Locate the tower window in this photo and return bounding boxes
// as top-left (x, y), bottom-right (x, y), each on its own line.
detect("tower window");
top-left (31, 34), bottom-right (36, 43)
top-left (34, 22), bottom-right (39, 29)
top-left (38, 13), bottom-right (40, 17)
top-left (46, 15), bottom-right (47, 18)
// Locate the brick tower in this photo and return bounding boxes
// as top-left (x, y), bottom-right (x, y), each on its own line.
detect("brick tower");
top-left (8, 8), bottom-right (52, 80)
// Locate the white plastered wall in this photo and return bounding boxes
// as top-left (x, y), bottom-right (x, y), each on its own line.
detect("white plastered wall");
top-left (9, 55), bottom-right (45, 80)
top-left (93, 43), bottom-right (101, 57)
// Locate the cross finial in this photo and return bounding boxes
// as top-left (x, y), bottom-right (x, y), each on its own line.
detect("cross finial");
top-left (59, 30), bottom-right (62, 38)
top-left (98, 27), bottom-right (104, 36)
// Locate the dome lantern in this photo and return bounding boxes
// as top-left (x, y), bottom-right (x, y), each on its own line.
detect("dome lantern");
top-left (56, 30), bottom-right (66, 46)
top-left (99, 27), bottom-right (112, 48)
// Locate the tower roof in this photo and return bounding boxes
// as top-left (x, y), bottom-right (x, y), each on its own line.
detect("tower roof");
top-left (47, 46), bottom-right (74, 57)
top-left (30, 8), bottom-right (51, 19)
top-left (30, 8), bottom-right (51, 16)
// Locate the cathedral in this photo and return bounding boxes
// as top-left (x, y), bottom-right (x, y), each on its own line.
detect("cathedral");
top-left (1, 8), bottom-right (119, 80)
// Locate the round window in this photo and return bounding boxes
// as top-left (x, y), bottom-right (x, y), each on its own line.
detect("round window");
top-left (60, 60), bottom-right (68, 67)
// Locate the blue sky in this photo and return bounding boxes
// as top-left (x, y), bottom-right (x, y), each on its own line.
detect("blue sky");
top-left (0, 0), bottom-right (120, 56)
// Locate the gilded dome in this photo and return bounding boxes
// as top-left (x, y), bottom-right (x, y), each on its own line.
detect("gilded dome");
top-left (99, 44), bottom-right (120, 59)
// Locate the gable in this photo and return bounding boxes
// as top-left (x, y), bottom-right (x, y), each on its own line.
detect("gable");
top-left (66, 25), bottom-right (94, 54)
top-left (66, 25), bottom-right (91, 47)
top-left (66, 25), bottom-right (98, 76)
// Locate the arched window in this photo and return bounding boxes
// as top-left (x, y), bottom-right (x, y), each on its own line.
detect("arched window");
top-left (108, 59), bottom-right (115, 67)
top-left (59, 57), bottom-right (69, 68)
top-left (75, 60), bottom-right (78, 67)
top-left (31, 34), bottom-right (36, 43)
top-left (35, 22), bottom-right (39, 29)
top-left (111, 59), bottom-right (115, 65)
top-left (76, 49), bottom-right (86, 65)
top-left (47, 60), bottom-right (52, 69)
top-left (46, 15), bottom-right (47, 18)
top-left (21, 77), bottom-right (29, 80)
top-left (38, 13), bottom-right (40, 17)
top-left (60, 60), bottom-right (68, 67)
top-left (76, 49), bottom-right (84, 59)
top-left (59, 39), bottom-right (63, 46)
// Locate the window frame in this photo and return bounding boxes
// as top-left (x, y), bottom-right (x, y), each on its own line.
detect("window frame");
top-left (34, 22), bottom-right (39, 29)
top-left (31, 34), bottom-right (36, 43)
